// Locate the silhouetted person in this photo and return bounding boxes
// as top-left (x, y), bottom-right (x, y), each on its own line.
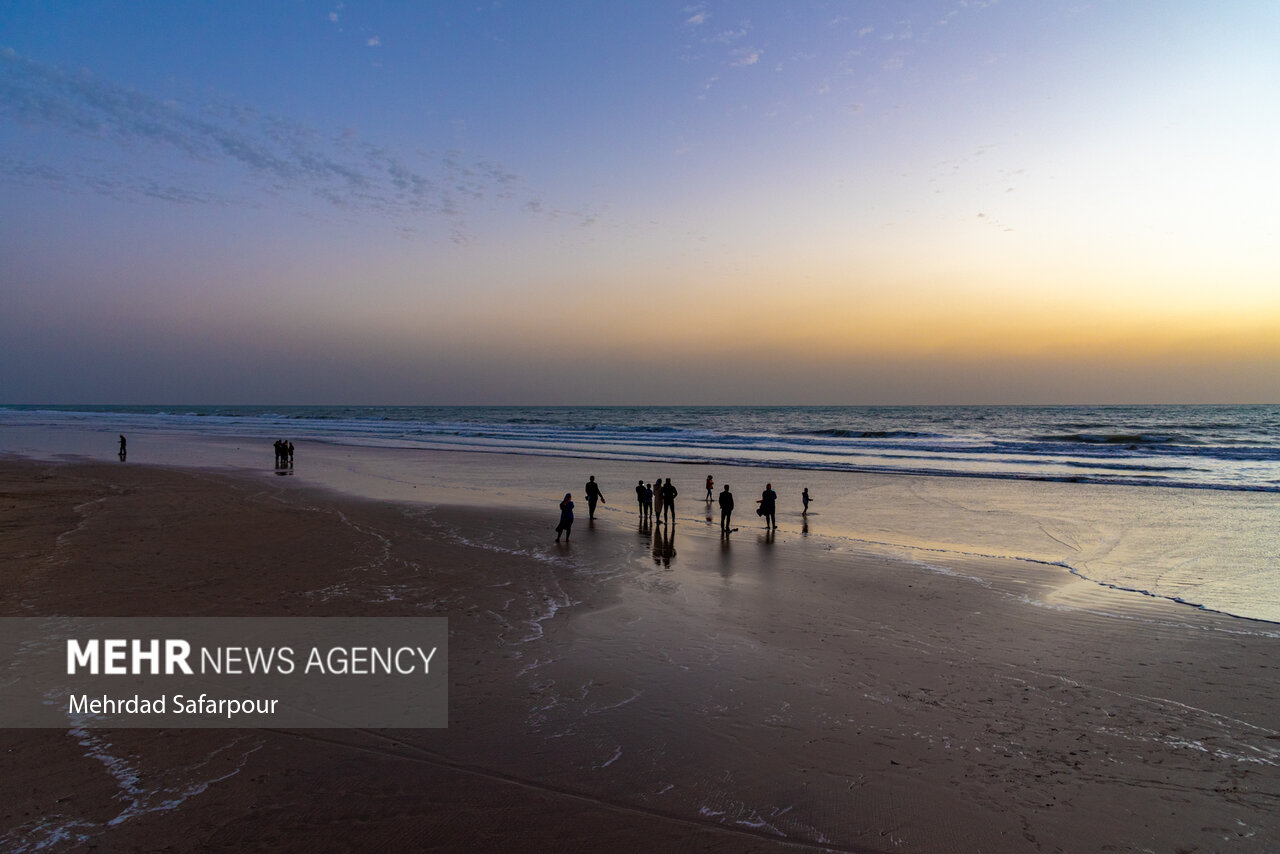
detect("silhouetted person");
top-left (705, 474), bottom-right (714, 501)
top-left (660, 478), bottom-right (678, 526)
top-left (801, 487), bottom-right (812, 515)
top-left (287, 441), bottom-right (294, 467)
top-left (118, 435), bottom-right (126, 461)
top-left (273, 439), bottom-right (283, 468)
top-left (584, 476), bottom-right (605, 520)
top-left (555, 493), bottom-right (574, 542)
top-left (645, 483), bottom-right (656, 522)
top-left (757, 483), bottom-right (777, 529)
top-left (719, 484), bottom-right (734, 532)
top-left (635, 480), bottom-right (649, 520)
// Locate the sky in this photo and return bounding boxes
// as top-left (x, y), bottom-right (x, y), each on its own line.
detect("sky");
top-left (1, 1), bottom-right (1277, 405)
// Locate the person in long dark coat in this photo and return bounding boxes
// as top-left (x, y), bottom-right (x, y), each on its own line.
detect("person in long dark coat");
top-left (555, 493), bottom-right (575, 542)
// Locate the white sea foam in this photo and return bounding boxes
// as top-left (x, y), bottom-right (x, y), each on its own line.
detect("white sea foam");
top-left (0, 728), bottom-right (261, 852)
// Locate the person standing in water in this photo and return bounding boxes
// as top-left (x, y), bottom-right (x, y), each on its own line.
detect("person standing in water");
top-left (635, 479), bottom-right (649, 521)
top-left (802, 487), bottom-right (812, 516)
top-left (718, 484), bottom-right (734, 532)
top-left (584, 476), bottom-right (605, 520)
top-left (118, 435), bottom-right (126, 461)
top-left (705, 474), bottom-right (714, 501)
top-left (757, 483), bottom-right (777, 529)
top-left (555, 493), bottom-right (575, 542)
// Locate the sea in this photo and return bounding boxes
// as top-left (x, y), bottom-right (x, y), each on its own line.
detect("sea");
top-left (3, 404), bottom-right (1277, 491)
top-left (2, 404), bottom-right (1278, 623)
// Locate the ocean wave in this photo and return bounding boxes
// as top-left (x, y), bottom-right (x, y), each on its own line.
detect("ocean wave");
top-left (5, 404), bottom-right (1278, 492)
top-left (1037, 433), bottom-right (1187, 445)
top-left (786, 428), bottom-right (939, 439)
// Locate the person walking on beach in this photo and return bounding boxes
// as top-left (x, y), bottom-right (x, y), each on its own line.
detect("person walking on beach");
top-left (719, 484), bottom-right (734, 532)
top-left (757, 483), bottom-right (777, 529)
top-left (705, 474), bottom-right (714, 501)
top-left (585, 476), bottom-right (605, 520)
top-left (555, 493), bottom-right (575, 542)
top-left (801, 487), bottom-right (812, 516)
top-left (660, 478), bottom-right (678, 526)
top-left (635, 479), bottom-right (650, 521)
top-left (118, 435), bottom-right (126, 461)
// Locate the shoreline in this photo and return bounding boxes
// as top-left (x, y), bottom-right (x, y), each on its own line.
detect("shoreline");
top-left (5, 403), bottom-right (1279, 495)
top-left (1, 455), bottom-right (1277, 851)
top-left (7, 418), bottom-right (1278, 625)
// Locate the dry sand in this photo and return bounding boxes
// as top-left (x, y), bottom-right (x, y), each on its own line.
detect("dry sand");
top-left (0, 457), bottom-right (1277, 852)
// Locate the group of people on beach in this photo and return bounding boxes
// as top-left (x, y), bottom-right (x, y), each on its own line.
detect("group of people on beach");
top-left (556, 474), bottom-right (812, 542)
top-left (273, 439), bottom-right (295, 468)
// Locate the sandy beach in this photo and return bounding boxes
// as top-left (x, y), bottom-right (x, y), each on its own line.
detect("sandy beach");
top-left (1, 454), bottom-right (1277, 852)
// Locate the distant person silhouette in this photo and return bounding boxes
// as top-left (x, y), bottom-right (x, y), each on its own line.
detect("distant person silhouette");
top-left (287, 441), bottom-right (294, 467)
top-left (705, 475), bottom-right (714, 501)
top-left (718, 484), bottom-right (734, 532)
top-left (555, 493), bottom-right (574, 542)
top-left (660, 478), bottom-right (678, 526)
top-left (802, 488), bottom-right (812, 515)
top-left (635, 480), bottom-right (650, 520)
top-left (645, 483), bottom-right (656, 522)
top-left (118, 435), bottom-right (126, 461)
top-left (584, 476), bottom-right (605, 520)
top-left (757, 483), bottom-right (777, 529)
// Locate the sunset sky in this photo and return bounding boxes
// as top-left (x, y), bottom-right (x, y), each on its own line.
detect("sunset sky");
top-left (2, 1), bottom-right (1277, 404)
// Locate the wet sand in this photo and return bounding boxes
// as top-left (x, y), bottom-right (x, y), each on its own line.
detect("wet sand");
top-left (1, 457), bottom-right (1277, 852)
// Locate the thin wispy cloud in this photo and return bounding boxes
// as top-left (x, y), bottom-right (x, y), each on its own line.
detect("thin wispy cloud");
top-left (0, 49), bottom-right (589, 238)
top-left (710, 27), bottom-right (747, 45)
top-left (683, 3), bottom-right (709, 26)
top-left (1, 155), bottom-right (229, 207)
